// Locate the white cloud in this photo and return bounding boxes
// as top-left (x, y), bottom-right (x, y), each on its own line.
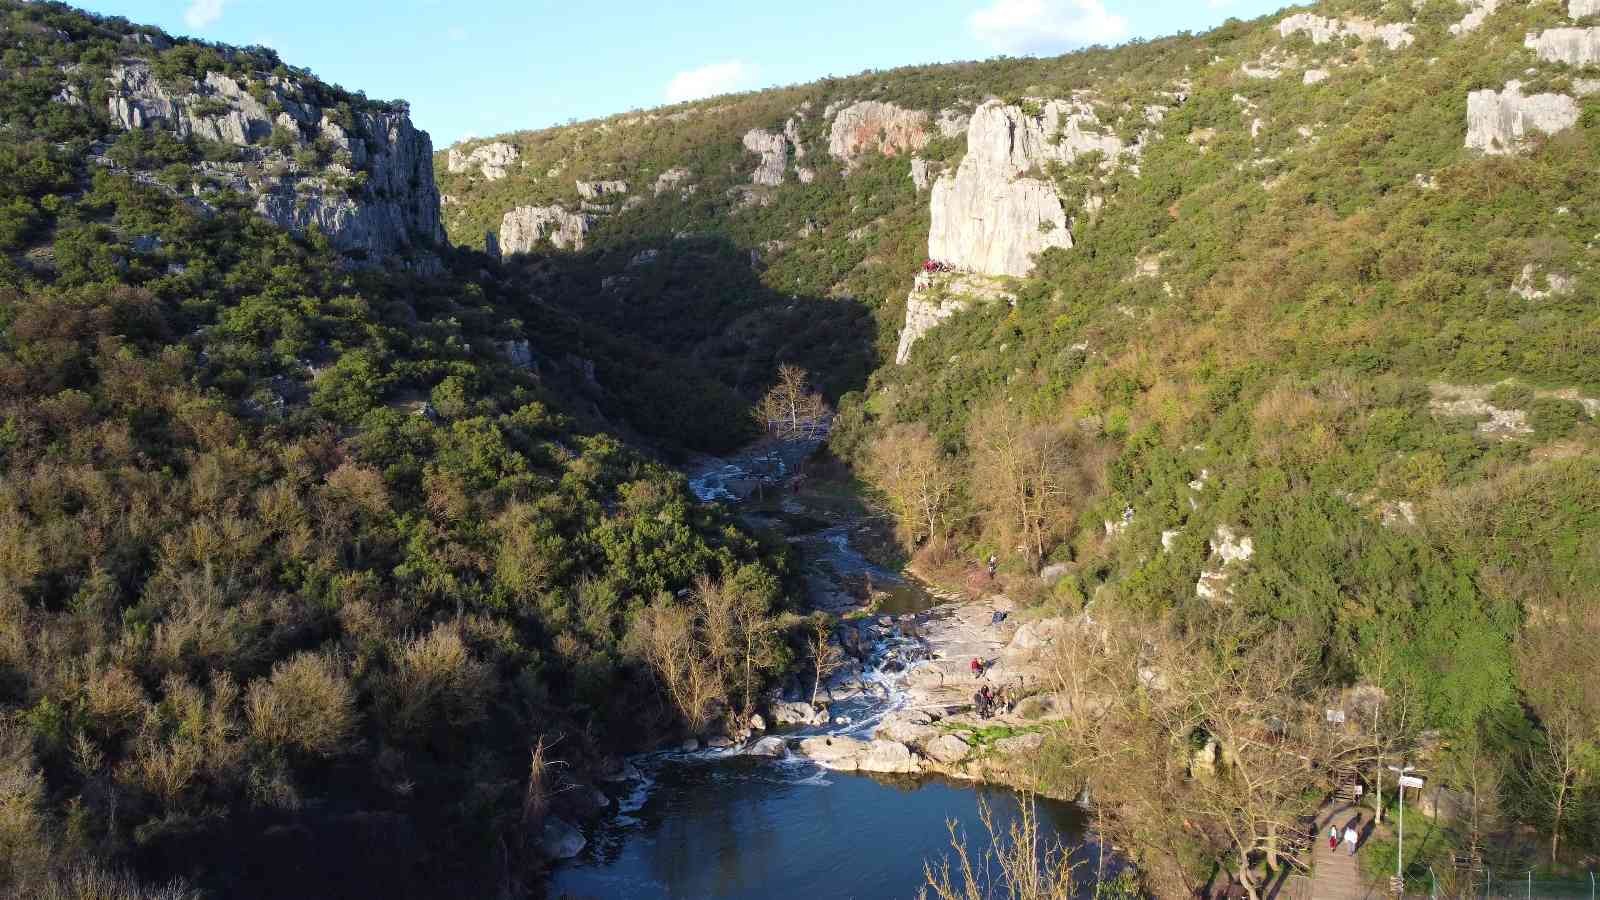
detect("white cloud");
top-left (969, 0), bottom-right (1130, 55)
top-left (664, 61), bottom-right (753, 104)
top-left (183, 0), bottom-right (226, 30)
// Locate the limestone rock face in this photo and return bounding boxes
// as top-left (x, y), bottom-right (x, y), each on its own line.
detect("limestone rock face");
top-left (654, 166), bottom-right (693, 197)
top-left (828, 101), bottom-right (929, 163)
top-left (926, 99), bottom-right (1125, 278)
top-left (1196, 525), bottom-right (1254, 604)
top-left (446, 141), bottom-right (518, 180)
top-left (1277, 13), bottom-right (1414, 50)
top-left (105, 60), bottom-right (442, 258)
top-left (576, 179), bottom-right (628, 200)
top-left (936, 107), bottom-right (971, 138)
top-left (909, 157), bottom-right (942, 192)
top-left (743, 128), bottom-right (790, 186)
top-left (1575, 0), bottom-right (1600, 17)
top-left (895, 271), bottom-right (1015, 364)
top-left (1466, 82), bottom-right (1579, 155)
top-left (499, 205), bottom-right (593, 253)
top-left (796, 736), bottom-right (921, 773)
top-left (1524, 27), bottom-right (1600, 66)
top-left (1450, 0), bottom-right (1498, 35)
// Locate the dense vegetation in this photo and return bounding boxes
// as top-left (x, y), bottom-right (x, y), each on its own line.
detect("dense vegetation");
top-left (0, 3), bottom-right (802, 897)
top-left (442, 0), bottom-right (1600, 894)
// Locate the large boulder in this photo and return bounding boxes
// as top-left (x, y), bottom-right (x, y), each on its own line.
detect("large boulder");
top-left (745, 736), bottom-right (788, 758)
top-left (797, 735), bottom-right (868, 768)
top-left (876, 709), bottom-right (939, 746)
top-left (771, 700), bottom-right (828, 726)
top-left (858, 739), bottom-right (922, 774)
top-left (540, 816), bottom-right (586, 860)
top-left (925, 733), bottom-right (972, 764)
top-left (1008, 618), bottom-right (1068, 653)
top-left (1012, 693), bottom-right (1063, 721)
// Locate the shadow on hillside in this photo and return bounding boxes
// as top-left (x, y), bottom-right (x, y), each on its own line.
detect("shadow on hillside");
top-left (504, 233), bottom-right (882, 406)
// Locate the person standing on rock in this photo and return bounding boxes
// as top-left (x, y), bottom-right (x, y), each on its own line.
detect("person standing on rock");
top-left (973, 688), bottom-right (989, 719)
top-left (970, 657), bottom-right (984, 679)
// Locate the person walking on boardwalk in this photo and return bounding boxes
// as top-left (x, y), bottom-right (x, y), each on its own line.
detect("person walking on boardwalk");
top-left (1328, 825), bottom-right (1339, 851)
top-left (1343, 822), bottom-right (1359, 856)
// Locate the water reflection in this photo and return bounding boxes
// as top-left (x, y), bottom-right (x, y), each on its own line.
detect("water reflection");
top-left (551, 758), bottom-right (1090, 900)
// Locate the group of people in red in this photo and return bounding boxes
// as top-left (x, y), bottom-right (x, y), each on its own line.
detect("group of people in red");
top-left (921, 259), bottom-right (955, 274)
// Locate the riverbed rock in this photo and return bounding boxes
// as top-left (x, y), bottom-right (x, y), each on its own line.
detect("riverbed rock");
top-left (925, 733), bottom-right (972, 764)
top-left (876, 709), bottom-right (939, 746)
top-left (681, 738), bottom-right (701, 752)
top-left (1277, 12), bottom-right (1414, 50)
top-left (771, 700), bottom-right (828, 726)
top-left (447, 141), bottom-right (519, 180)
top-left (928, 98), bottom-right (1127, 277)
top-left (746, 736), bottom-right (788, 758)
top-left (1038, 563), bottom-right (1070, 586)
top-left (499, 205), bottom-right (593, 253)
top-left (1466, 82), bottom-right (1579, 155)
top-left (828, 101), bottom-right (929, 164)
top-left (540, 816), bottom-right (586, 860)
top-left (797, 736), bottom-right (922, 773)
top-left (748, 713), bottom-right (767, 732)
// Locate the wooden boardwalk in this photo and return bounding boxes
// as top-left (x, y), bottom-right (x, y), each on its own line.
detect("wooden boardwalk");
top-left (1307, 801), bottom-right (1380, 900)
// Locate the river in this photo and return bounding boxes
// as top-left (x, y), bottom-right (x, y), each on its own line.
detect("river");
top-left (547, 442), bottom-right (1097, 899)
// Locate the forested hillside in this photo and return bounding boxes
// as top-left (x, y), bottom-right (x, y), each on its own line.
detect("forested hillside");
top-left (0, 3), bottom-right (796, 897)
top-left (441, 0), bottom-right (1600, 894)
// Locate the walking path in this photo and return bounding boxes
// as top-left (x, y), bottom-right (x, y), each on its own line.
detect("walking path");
top-left (1309, 801), bottom-right (1378, 900)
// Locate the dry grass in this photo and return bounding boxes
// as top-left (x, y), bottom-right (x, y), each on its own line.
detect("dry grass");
top-left (246, 653), bottom-right (359, 758)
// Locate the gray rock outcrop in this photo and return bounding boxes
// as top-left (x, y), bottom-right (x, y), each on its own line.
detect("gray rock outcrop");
top-left (446, 141), bottom-right (518, 180)
top-left (1277, 13), bottom-right (1414, 50)
top-left (105, 59), bottom-right (442, 257)
top-left (1575, 0), bottom-right (1600, 17)
top-left (1450, 0), bottom-right (1498, 35)
top-left (1196, 525), bottom-right (1255, 604)
top-left (1524, 27), bottom-right (1600, 66)
top-left (936, 107), bottom-right (970, 138)
top-left (927, 98), bottom-right (1126, 278)
top-left (909, 157), bottom-right (941, 192)
top-left (895, 271), bottom-right (1016, 364)
top-left (1466, 82), bottom-right (1579, 155)
top-left (797, 736), bottom-right (921, 774)
top-left (576, 179), bottom-right (628, 199)
top-left (499, 205), bottom-right (593, 253)
top-left (654, 166), bottom-right (693, 197)
top-left (743, 128), bottom-right (791, 186)
top-left (827, 101), bottom-right (929, 164)
top-left (925, 734), bottom-right (971, 764)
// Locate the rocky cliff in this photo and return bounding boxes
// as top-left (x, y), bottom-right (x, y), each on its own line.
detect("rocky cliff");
top-left (447, 141), bottom-right (519, 180)
top-left (500, 204), bottom-right (592, 253)
top-left (927, 98), bottom-right (1130, 278)
top-left (104, 58), bottom-right (443, 258)
top-left (1466, 81), bottom-right (1579, 154)
top-left (827, 101), bottom-right (929, 164)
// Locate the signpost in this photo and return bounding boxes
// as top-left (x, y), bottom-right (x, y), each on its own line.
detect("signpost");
top-left (1389, 765), bottom-right (1424, 892)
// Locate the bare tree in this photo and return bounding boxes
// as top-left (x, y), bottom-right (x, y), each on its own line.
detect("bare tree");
top-left (628, 599), bottom-right (720, 732)
top-left (921, 794), bottom-right (1084, 900)
top-left (807, 619), bottom-right (845, 706)
top-left (1516, 596), bottom-right (1600, 865)
top-left (754, 364), bottom-right (830, 441)
top-left (865, 422), bottom-right (959, 551)
top-left (967, 402), bottom-right (1077, 569)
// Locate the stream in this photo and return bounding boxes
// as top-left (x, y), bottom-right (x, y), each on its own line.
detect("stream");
top-left (547, 442), bottom-right (1094, 899)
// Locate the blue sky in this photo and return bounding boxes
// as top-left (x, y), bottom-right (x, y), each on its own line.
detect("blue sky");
top-left (83, 0), bottom-right (1292, 147)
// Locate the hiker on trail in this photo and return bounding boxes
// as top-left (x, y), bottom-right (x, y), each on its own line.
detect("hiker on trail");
top-left (986, 554), bottom-right (999, 579)
top-left (1327, 825), bottom-right (1339, 850)
top-left (970, 657), bottom-right (984, 678)
top-left (1343, 823), bottom-right (1359, 856)
top-left (973, 688), bottom-right (989, 719)
top-left (978, 685), bottom-right (996, 719)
